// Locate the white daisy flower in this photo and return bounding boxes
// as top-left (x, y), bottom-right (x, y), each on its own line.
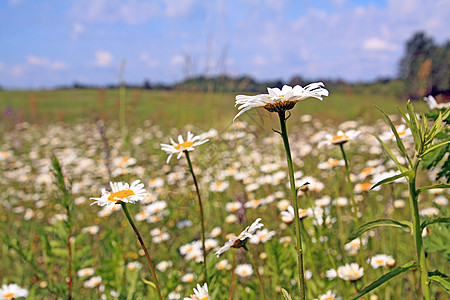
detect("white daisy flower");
top-left (368, 254), bottom-right (394, 269)
top-left (319, 130), bottom-right (361, 147)
top-left (77, 268), bottom-right (95, 277)
top-left (183, 283), bottom-right (211, 300)
top-left (126, 261), bottom-right (142, 271)
top-left (0, 283), bottom-right (29, 299)
top-left (235, 264), bottom-right (253, 277)
top-left (249, 228), bottom-right (276, 244)
top-left (337, 263), bottom-right (364, 281)
top-left (317, 290), bottom-right (342, 300)
top-left (234, 83), bottom-right (329, 121)
top-left (156, 260), bottom-right (172, 272)
top-left (83, 276), bottom-right (102, 288)
top-left (215, 218), bottom-right (263, 256)
top-left (90, 180), bottom-right (148, 209)
top-left (160, 131), bottom-right (209, 163)
top-left (424, 95), bottom-right (450, 110)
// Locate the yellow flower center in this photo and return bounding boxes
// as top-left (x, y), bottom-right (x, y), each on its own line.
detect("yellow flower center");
top-left (360, 183), bottom-right (372, 191)
top-left (1, 151), bottom-right (9, 158)
top-left (107, 189), bottom-right (135, 202)
top-left (323, 297), bottom-right (334, 300)
top-left (332, 134), bottom-right (348, 142)
top-left (361, 167), bottom-right (374, 174)
top-left (3, 292), bottom-right (15, 299)
top-left (200, 297), bottom-right (208, 300)
top-left (327, 159), bottom-right (339, 166)
top-left (174, 141), bottom-right (194, 150)
top-left (375, 259), bottom-right (384, 265)
top-left (241, 270), bottom-right (248, 276)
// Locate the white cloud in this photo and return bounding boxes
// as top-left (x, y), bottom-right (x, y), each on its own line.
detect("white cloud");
top-left (95, 50), bottom-right (113, 67)
top-left (71, 0), bottom-right (161, 24)
top-left (170, 54), bottom-right (185, 66)
top-left (164, 0), bottom-right (197, 18)
top-left (73, 22), bottom-right (85, 34)
top-left (140, 52), bottom-right (159, 68)
top-left (253, 55), bottom-right (267, 66)
top-left (362, 38), bottom-right (399, 51)
top-left (27, 55), bottom-right (69, 70)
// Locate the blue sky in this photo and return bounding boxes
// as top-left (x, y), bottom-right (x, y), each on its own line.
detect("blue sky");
top-left (0, 0), bottom-right (449, 89)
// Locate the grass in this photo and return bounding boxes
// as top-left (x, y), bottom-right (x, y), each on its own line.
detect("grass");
top-left (0, 86), bottom-right (427, 130)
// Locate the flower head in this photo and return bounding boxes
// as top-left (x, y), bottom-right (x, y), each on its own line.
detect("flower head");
top-left (337, 263), bottom-right (364, 281)
top-left (183, 283), bottom-right (211, 300)
top-left (160, 131), bottom-right (209, 163)
top-left (235, 264), bottom-right (253, 277)
top-left (0, 284), bottom-right (29, 299)
top-left (90, 180), bottom-right (148, 208)
top-left (320, 130), bottom-right (361, 147)
top-left (424, 95), bottom-right (450, 110)
top-left (234, 83), bottom-right (329, 121)
top-left (215, 218), bottom-right (263, 256)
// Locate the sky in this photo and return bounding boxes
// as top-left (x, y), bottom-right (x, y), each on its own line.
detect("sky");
top-left (0, 0), bottom-right (449, 89)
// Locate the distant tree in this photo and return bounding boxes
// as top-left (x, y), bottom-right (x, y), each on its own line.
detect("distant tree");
top-left (142, 79), bottom-right (152, 90)
top-left (399, 32), bottom-right (449, 99)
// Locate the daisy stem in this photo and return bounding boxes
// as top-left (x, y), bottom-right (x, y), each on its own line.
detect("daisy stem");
top-left (246, 250), bottom-right (267, 300)
top-left (409, 160), bottom-right (430, 300)
top-left (338, 143), bottom-right (359, 226)
top-left (120, 203), bottom-right (163, 300)
top-left (184, 151), bottom-right (208, 284)
top-left (228, 251), bottom-right (236, 300)
top-left (277, 111), bottom-right (306, 299)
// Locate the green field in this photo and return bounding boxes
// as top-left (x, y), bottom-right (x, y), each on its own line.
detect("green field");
top-left (0, 86), bottom-right (447, 300)
top-left (0, 85), bottom-right (427, 130)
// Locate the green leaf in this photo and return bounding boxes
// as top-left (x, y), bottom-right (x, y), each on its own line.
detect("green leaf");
top-left (350, 261), bottom-right (419, 300)
top-left (281, 289), bottom-right (293, 300)
top-left (370, 133), bottom-right (408, 172)
top-left (421, 140), bottom-right (450, 157)
top-left (376, 106), bottom-right (412, 166)
top-left (407, 100), bottom-right (422, 143)
top-left (346, 219), bottom-right (412, 244)
top-left (429, 275), bottom-right (450, 293)
top-left (141, 276), bottom-right (156, 289)
top-left (421, 217), bottom-right (450, 230)
top-left (371, 170), bottom-right (414, 190)
top-left (417, 183), bottom-right (450, 194)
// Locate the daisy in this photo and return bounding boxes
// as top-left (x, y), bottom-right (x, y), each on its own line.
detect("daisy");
top-left (419, 207), bottom-right (440, 217)
top-left (235, 264), bottom-right (253, 277)
top-left (215, 259), bottom-right (231, 270)
top-left (233, 83), bottom-right (329, 121)
top-left (368, 254), bottom-right (394, 269)
top-left (82, 225), bottom-right (99, 235)
top-left (337, 263), bottom-right (364, 281)
top-left (424, 95), bottom-right (450, 110)
top-left (156, 260), bottom-right (173, 272)
top-left (83, 276), bottom-right (102, 288)
top-left (77, 268), bottom-right (95, 277)
top-left (184, 283), bottom-right (211, 300)
top-left (215, 218), bottom-right (263, 256)
top-left (160, 131), bottom-right (209, 163)
top-left (126, 261), bottom-right (143, 271)
top-left (317, 158), bottom-right (345, 170)
top-left (317, 290), bottom-right (342, 300)
top-left (0, 283), bottom-right (29, 299)
top-left (113, 156), bottom-right (136, 168)
top-left (249, 228), bottom-right (276, 244)
top-left (319, 130), bottom-right (361, 147)
top-left (90, 180), bottom-right (148, 208)
top-left (209, 181), bottom-right (229, 193)
top-left (380, 124), bottom-right (412, 142)
top-left (181, 273), bottom-right (195, 283)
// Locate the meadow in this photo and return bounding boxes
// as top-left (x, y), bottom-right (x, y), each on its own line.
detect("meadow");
top-left (0, 86), bottom-right (448, 299)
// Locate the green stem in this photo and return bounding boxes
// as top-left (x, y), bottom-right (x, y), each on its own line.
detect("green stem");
top-left (247, 250), bottom-right (267, 300)
top-left (184, 151), bottom-right (208, 283)
top-left (120, 203), bottom-right (163, 300)
top-left (409, 161), bottom-right (430, 300)
top-left (277, 111), bottom-right (306, 299)
top-left (339, 143), bottom-right (359, 226)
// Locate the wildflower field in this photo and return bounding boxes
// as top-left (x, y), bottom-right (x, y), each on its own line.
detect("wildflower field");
top-left (0, 86), bottom-right (448, 300)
